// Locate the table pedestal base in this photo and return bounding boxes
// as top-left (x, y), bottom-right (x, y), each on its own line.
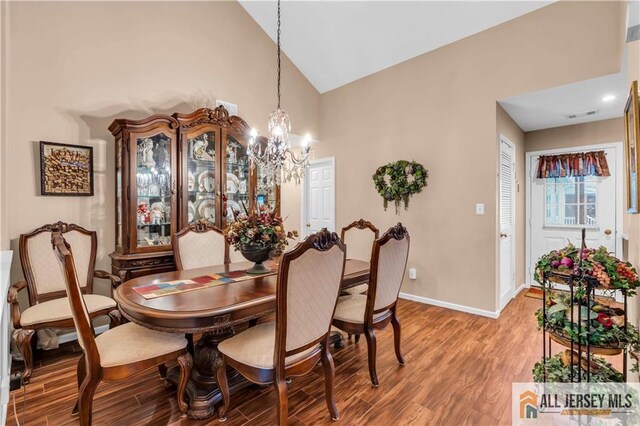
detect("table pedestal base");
top-left (167, 328), bottom-right (345, 420)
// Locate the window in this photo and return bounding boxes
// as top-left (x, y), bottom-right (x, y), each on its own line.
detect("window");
top-left (544, 176), bottom-right (597, 227)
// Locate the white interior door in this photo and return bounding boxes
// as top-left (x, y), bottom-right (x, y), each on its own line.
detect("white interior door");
top-left (528, 146), bottom-right (618, 285)
top-left (303, 158), bottom-right (335, 236)
top-left (499, 137), bottom-right (516, 310)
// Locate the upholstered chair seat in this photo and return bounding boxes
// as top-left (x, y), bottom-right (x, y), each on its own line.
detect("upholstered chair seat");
top-left (20, 295), bottom-right (116, 326)
top-left (95, 322), bottom-right (187, 368)
top-left (218, 323), bottom-right (318, 369)
top-left (342, 283), bottom-right (368, 296)
top-left (8, 222), bottom-right (122, 384)
top-left (333, 294), bottom-right (388, 324)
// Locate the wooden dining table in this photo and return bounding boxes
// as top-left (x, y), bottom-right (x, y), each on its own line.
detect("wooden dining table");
top-left (114, 258), bottom-right (370, 419)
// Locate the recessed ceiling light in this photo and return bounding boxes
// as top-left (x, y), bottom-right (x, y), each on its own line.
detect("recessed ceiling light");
top-left (602, 94), bottom-right (616, 102)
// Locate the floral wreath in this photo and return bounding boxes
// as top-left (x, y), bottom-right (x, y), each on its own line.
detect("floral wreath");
top-left (372, 160), bottom-right (428, 213)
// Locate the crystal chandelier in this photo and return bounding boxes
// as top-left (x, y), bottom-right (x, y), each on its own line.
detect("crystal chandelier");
top-left (247, 0), bottom-right (310, 191)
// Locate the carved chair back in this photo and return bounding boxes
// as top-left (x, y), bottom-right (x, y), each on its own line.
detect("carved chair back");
top-left (275, 229), bottom-right (346, 366)
top-left (340, 219), bottom-right (379, 263)
top-left (20, 222), bottom-right (97, 305)
top-left (51, 233), bottom-right (101, 368)
top-left (366, 223), bottom-right (410, 316)
top-left (173, 221), bottom-right (230, 270)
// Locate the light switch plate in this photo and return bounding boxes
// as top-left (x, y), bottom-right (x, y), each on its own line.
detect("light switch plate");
top-left (476, 203), bottom-right (485, 215)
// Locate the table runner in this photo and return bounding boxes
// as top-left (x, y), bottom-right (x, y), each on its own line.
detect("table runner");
top-left (132, 269), bottom-right (274, 300)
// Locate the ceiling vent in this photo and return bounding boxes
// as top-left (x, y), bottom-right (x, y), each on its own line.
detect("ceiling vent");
top-left (566, 110), bottom-right (599, 120)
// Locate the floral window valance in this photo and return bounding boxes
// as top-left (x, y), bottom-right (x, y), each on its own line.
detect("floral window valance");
top-left (536, 151), bottom-right (610, 179)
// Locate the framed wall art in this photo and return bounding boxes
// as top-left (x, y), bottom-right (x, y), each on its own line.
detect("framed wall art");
top-left (625, 80), bottom-right (639, 213)
top-left (40, 141), bottom-right (94, 196)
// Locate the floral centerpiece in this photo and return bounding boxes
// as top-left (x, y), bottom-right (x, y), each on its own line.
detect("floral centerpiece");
top-left (224, 204), bottom-right (298, 274)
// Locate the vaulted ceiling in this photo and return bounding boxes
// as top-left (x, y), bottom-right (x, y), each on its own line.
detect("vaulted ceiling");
top-left (240, 1), bottom-right (552, 94)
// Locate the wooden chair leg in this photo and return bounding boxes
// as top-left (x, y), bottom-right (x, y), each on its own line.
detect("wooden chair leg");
top-left (177, 353), bottom-right (193, 417)
top-left (320, 343), bottom-right (339, 421)
top-left (274, 378), bottom-right (288, 426)
top-left (14, 329), bottom-right (35, 384)
top-left (72, 354), bottom-right (86, 416)
top-left (158, 363), bottom-right (170, 388)
top-left (108, 310), bottom-right (121, 329)
top-left (78, 375), bottom-right (100, 426)
top-left (391, 310), bottom-right (405, 366)
top-left (364, 328), bottom-right (379, 387)
top-left (354, 334), bottom-right (361, 343)
top-left (215, 357), bottom-right (230, 422)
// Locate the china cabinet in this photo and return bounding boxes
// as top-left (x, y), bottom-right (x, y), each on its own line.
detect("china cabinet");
top-left (109, 106), bottom-right (279, 280)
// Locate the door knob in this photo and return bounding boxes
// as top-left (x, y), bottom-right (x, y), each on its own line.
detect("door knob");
top-left (604, 229), bottom-right (612, 235)
top-left (500, 233), bottom-right (508, 238)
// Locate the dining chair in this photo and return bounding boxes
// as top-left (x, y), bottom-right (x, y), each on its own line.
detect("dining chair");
top-left (8, 221), bottom-right (122, 383)
top-left (173, 220), bottom-right (243, 270)
top-left (215, 229), bottom-right (346, 425)
top-left (332, 223), bottom-right (409, 387)
top-left (51, 232), bottom-right (192, 425)
top-left (340, 219), bottom-right (380, 343)
top-left (340, 219), bottom-right (379, 296)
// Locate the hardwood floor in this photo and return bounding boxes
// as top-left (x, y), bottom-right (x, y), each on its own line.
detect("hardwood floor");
top-left (9, 293), bottom-right (547, 425)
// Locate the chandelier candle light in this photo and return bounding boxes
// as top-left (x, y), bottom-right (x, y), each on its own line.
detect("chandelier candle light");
top-left (247, 0), bottom-right (311, 190)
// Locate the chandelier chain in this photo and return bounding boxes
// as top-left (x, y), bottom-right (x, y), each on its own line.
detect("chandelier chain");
top-left (276, 0), bottom-right (281, 110)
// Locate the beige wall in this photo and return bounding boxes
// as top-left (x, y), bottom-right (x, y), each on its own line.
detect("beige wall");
top-left (497, 105), bottom-right (525, 294)
top-left (3, 1), bottom-right (320, 299)
top-left (318, 1), bottom-right (626, 313)
top-left (0, 1), bottom-right (7, 251)
top-left (525, 118), bottom-right (625, 152)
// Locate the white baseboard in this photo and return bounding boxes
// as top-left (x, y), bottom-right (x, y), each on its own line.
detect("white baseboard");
top-left (515, 283), bottom-right (528, 295)
top-left (399, 292), bottom-right (499, 319)
top-left (58, 324), bottom-right (110, 345)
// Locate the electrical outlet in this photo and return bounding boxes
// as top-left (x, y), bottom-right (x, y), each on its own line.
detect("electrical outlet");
top-left (475, 203), bottom-right (485, 215)
top-left (409, 268), bottom-right (417, 280)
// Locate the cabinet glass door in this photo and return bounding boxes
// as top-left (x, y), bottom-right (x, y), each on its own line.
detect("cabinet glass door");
top-left (135, 133), bottom-right (173, 249)
top-left (186, 130), bottom-right (217, 225)
top-left (224, 134), bottom-right (251, 224)
top-left (257, 166), bottom-right (278, 210)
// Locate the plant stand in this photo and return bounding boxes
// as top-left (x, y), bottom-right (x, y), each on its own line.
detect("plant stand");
top-left (539, 228), bottom-right (628, 383)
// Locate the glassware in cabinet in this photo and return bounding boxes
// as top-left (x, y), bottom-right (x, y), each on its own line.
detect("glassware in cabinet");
top-left (223, 133), bottom-right (252, 224)
top-left (185, 130), bottom-right (217, 225)
top-left (134, 132), bottom-right (174, 250)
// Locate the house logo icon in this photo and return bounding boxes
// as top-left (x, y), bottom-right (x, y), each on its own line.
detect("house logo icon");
top-left (520, 390), bottom-right (538, 419)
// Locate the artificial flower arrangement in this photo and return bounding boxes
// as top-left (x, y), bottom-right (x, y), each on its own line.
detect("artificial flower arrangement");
top-left (372, 160), bottom-right (428, 213)
top-left (535, 291), bottom-right (640, 357)
top-left (223, 204), bottom-right (298, 254)
top-left (533, 243), bottom-right (640, 381)
top-left (535, 243), bottom-right (640, 295)
top-left (532, 351), bottom-right (623, 383)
